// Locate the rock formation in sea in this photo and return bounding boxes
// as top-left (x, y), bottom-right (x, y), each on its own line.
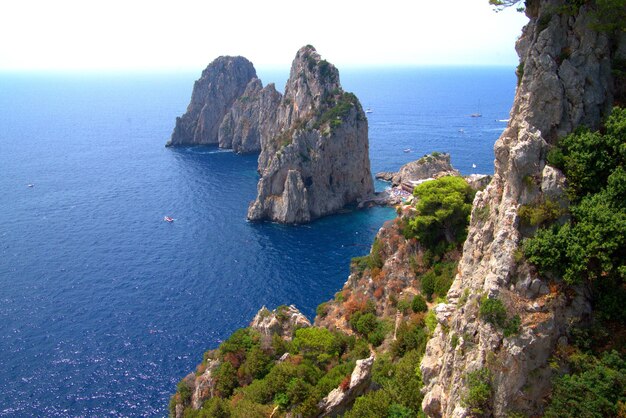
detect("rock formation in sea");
top-left (247, 45), bottom-right (374, 223)
top-left (375, 153), bottom-right (461, 186)
top-left (420, 1), bottom-right (626, 416)
top-left (166, 56), bottom-right (259, 149)
top-left (369, 152), bottom-right (490, 206)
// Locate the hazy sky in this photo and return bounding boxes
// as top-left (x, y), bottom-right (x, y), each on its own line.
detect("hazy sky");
top-left (0, 0), bottom-right (528, 72)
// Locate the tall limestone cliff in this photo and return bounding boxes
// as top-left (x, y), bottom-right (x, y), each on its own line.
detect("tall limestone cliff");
top-left (218, 79), bottom-right (283, 153)
top-left (166, 56), bottom-right (258, 147)
top-left (420, 1), bottom-right (625, 417)
top-left (247, 45), bottom-right (374, 223)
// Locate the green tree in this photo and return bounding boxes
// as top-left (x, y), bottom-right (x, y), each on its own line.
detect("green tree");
top-left (545, 351), bottom-right (626, 418)
top-left (407, 176), bottom-right (475, 248)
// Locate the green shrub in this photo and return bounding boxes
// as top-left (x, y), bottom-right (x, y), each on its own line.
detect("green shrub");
top-left (518, 198), bottom-right (564, 227)
top-left (421, 261), bottom-right (457, 301)
top-left (516, 62), bottom-right (524, 86)
top-left (344, 389), bottom-right (392, 418)
top-left (316, 302), bottom-right (329, 318)
top-left (503, 315), bottom-right (521, 338)
top-left (406, 176), bottom-right (476, 248)
top-left (392, 320), bottom-right (428, 358)
top-left (201, 397), bottom-right (231, 418)
top-left (462, 368), bottom-right (492, 415)
top-left (396, 298), bottom-right (411, 314)
top-left (351, 238), bottom-right (384, 272)
top-left (353, 312), bottom-right (379, 336)
top-left (177, 380), bottom-right (192, 404)
top-left (219, 328), bottom-right (259, 357)
top-left (388, 403), bottom-right (414, 418)
top-left (411, 294), bottom-right (428, 313)
top-left (545, 351), bottom-right (626, 418)
top-left (549, 107), bottom-right (626, 202)
top-left (479, 297), bottom-right (507, 328)
top-left (214, 361), bottom-right (238, 397)
top-left (292, 328), bottom-right (338, 365)
top-left (239, 346), bottom-right (271, 382)
top-left (451, 334), bottom-right (460, 349)
top-left (425, 311), bottom-right (438, 333)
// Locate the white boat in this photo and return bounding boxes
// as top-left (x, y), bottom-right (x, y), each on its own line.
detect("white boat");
top-left (365, 108), bottom-right (373, 114)
top-left (164, 216), bottom-right (174, 222)
top-left (403, 148), bottom-right (411, 153)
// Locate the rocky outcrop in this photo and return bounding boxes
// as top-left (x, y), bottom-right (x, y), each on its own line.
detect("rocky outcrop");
top-left (375, 153), bottom-right (460, 187)
top-left (250, 305), bottom-right (311, 341)
top-left (175, 305), bottom-right (310, 416)
top-left (316, 218), bottom-right (429, 333)
top-left (167, 56), bottom-right (257, 147)
top-left (420, 1), bottom-right (624, 417)
top-left (247, 45), bottom-right (374, 223)
top-left (317, 355), bottom-right (375, 417)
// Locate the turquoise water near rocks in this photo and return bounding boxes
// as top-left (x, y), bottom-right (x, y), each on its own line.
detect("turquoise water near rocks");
top-left (0, 67), bottom-right (515, 416)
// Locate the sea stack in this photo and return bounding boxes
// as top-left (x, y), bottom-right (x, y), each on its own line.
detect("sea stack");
top-left (247, 45), bottom-right (374, 223)
top-left (166, 56), bottom-right (257, 147)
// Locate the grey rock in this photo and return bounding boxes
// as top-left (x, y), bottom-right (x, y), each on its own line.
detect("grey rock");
top-left (217, 79), bottom-right (283, 154)
top-left (420, 2), bottom-right (624, 417)
top-left (250, 304), bottom-right (311, 341)
top-left (167, 56), bottom-right (257, 146)
top-left (317, 355), bottom-right (375, 417)
top-left (248, 45), bottom-right (373, 223)
top-left (376, 153), bottom-right (460, 187)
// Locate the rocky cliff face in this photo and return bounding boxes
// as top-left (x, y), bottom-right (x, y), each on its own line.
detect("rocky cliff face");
top-left (167, 56), bottom-right (257, 147)
top-left (217, 79), bottom-right (283, 153)
top-left (247, 45), bottom-right (374, 223)
top-left (420, 1), bottom-right (624, 416)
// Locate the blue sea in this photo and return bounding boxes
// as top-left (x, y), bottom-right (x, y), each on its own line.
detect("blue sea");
top-left (0, 67), bottom-right (515, 416)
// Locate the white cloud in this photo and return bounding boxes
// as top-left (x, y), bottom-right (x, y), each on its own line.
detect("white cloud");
top-left (0, 0), bottom-right (528, 71)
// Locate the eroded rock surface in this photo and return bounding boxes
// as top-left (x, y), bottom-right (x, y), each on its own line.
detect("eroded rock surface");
top-left (317, 355), bottom-right (375, 417)
top-left (167, 56), bottom-right (257, 147)
top-left (420, 1), bottom-right (623, 416)
top-left (375, 153), bottom-right (460, 187)
top-left (247, 45), bottom-right (374, 223)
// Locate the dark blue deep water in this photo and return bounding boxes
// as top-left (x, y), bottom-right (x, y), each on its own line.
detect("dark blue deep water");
top-left (0, 67), bottom-right (515, 416)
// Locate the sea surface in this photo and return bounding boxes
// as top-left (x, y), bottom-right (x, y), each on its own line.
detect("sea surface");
top-left (0, 67), bottom-right (515, 416)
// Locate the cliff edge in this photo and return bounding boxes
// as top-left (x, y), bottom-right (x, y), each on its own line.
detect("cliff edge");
top-left (420, 1), bottom-right (625, 416)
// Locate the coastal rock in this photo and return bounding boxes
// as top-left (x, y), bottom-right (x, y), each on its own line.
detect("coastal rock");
top-left (250, 304), bottom-right (311, 341)
top-left (420, 1), bottom-right (622, 416)
top-left (317, 355), bottom-right (375, 417)
top-left (217, 78), bottom-right (262, 153)
top-left (217, 79), bottom-right (283, 153)
top-left (369, 153), bottom-right (491, 207)
top-left (375, 152), bottom-right (460, 187)
top-left (247, 45), bottom-right (374, 223)
top-left (167, 56), bottom-right (257, 146)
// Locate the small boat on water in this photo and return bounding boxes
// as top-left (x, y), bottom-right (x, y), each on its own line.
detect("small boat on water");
top-left (164, 216), bottom-right (174, 223)
top-left (472, 163), bottom-right (477, 169)
top-left (365, 108), bottom-right (373, 114)
top-left (470, 113), bottom-right (482, 118)
top-left (27, 184), bottom-right (34, 188)
top-left (403, 148), bottom-right (411, 153)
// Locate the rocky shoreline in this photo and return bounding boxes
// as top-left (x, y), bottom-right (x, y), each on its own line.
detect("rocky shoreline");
top-left (360, 153), bottom-right (491, 207)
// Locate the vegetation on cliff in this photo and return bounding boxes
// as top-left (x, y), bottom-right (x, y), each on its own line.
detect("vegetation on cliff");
top-left (521, 107), bottom-right (626, 416)
top-left (170, 175), bottom-right (476, 417)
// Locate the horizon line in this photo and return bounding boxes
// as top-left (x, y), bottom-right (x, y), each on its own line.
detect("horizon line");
top-left (0, 63), bottom-right (520, 75)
